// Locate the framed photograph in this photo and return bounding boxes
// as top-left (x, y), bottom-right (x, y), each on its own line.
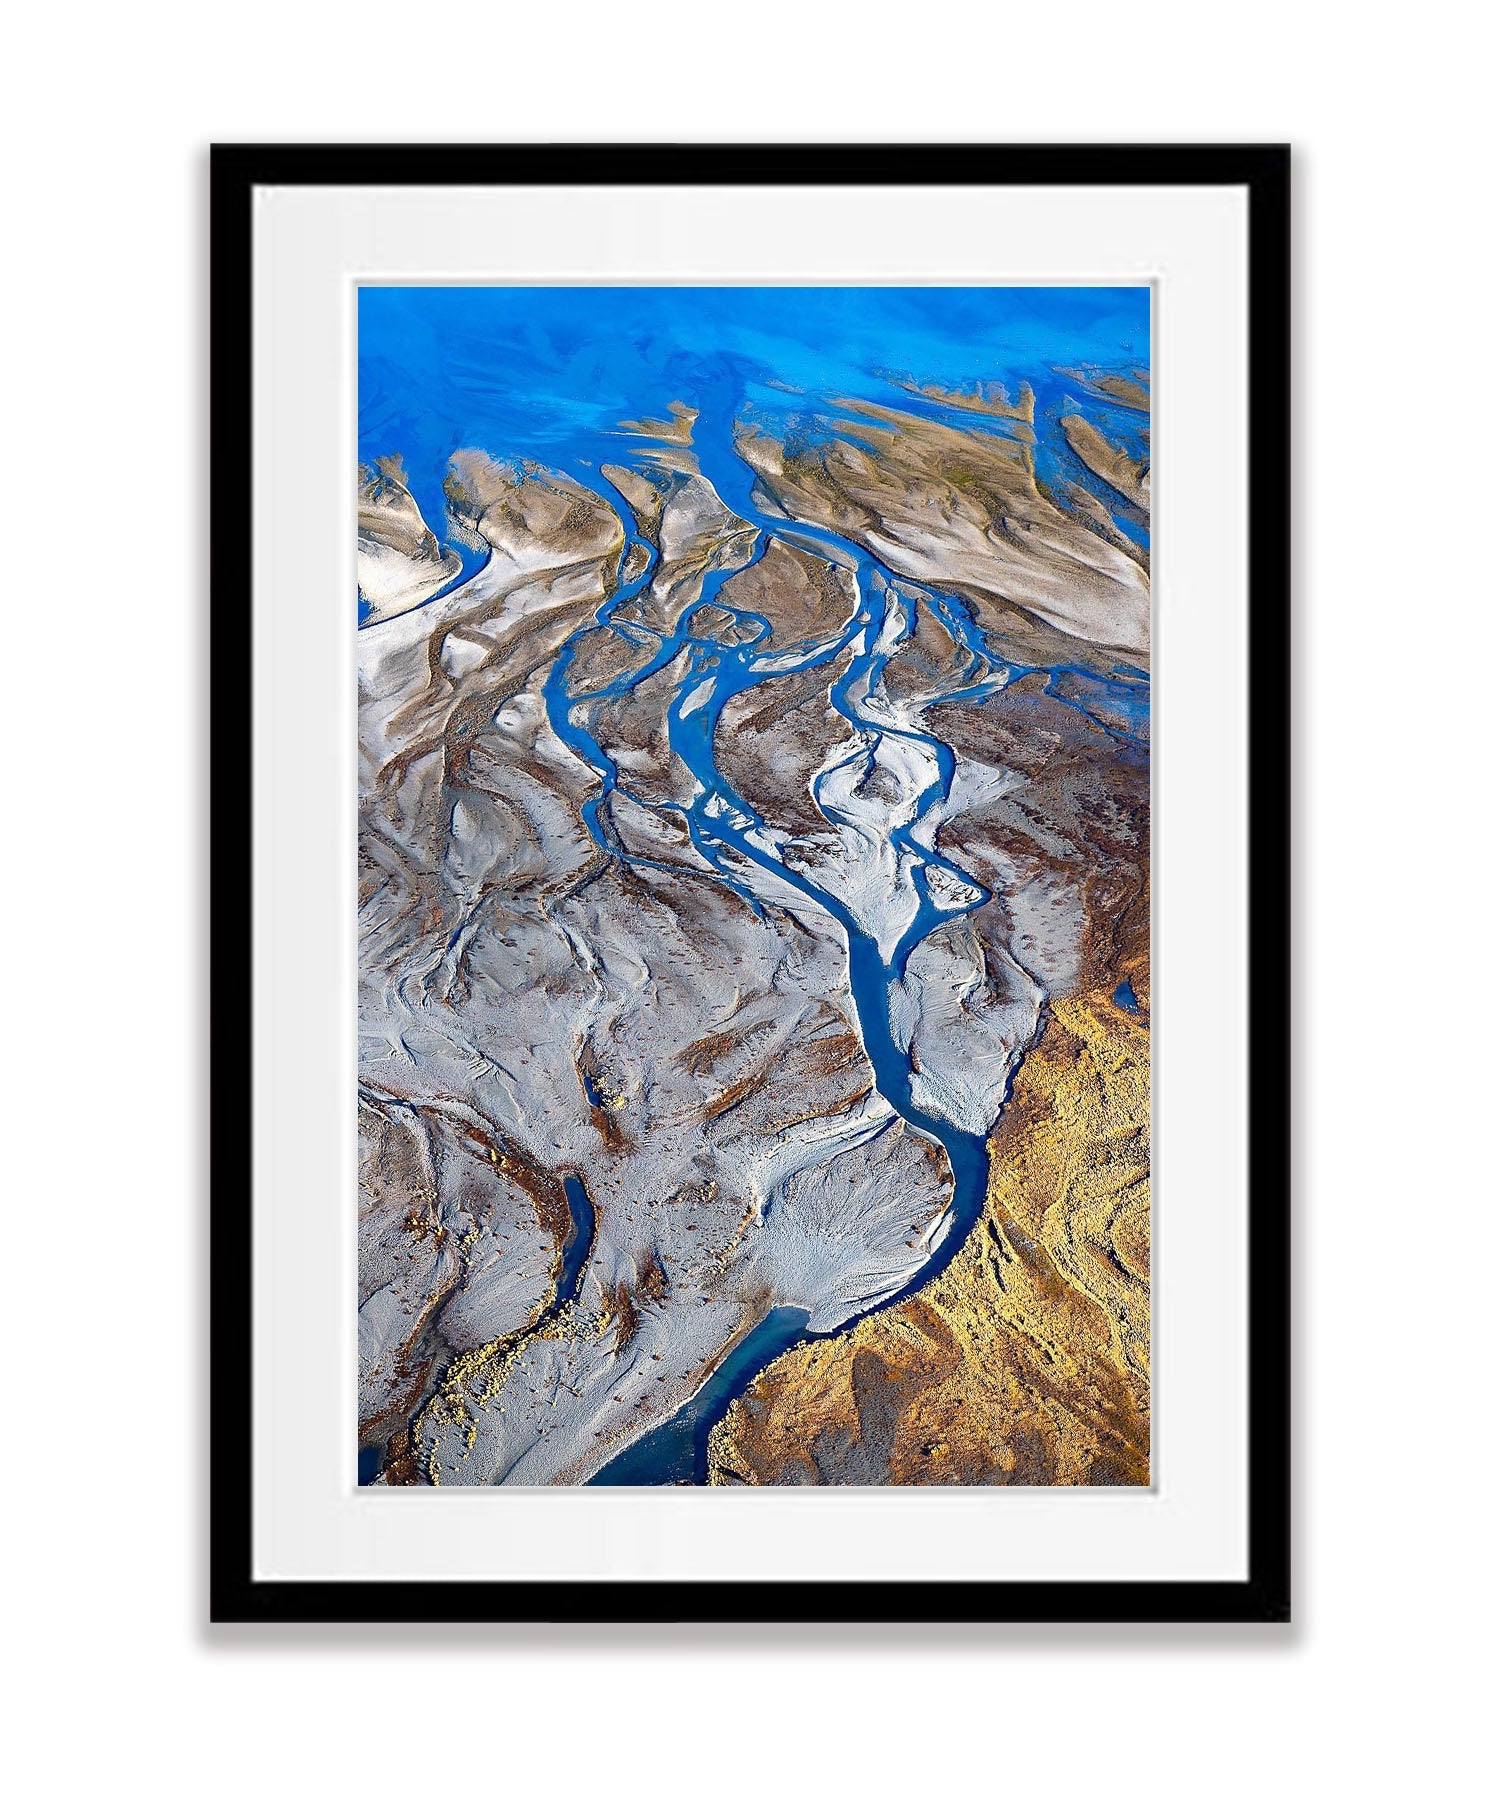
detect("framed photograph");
top-left (211, 143), bottom-right (1289, 1623)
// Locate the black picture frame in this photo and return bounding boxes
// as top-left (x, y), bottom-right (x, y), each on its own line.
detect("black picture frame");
top-left (210, 142), bottom-right (1290, 1626)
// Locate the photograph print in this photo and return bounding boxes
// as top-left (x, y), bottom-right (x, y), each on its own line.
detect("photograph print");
top-left (355, 285), bottom-right (1151, 1489)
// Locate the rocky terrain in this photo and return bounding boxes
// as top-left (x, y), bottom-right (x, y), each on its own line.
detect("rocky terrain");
top-left (356, 373), bottom-right (1150, 1486)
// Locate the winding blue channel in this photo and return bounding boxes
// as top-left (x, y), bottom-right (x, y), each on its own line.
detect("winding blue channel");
top-left (358, 288), bottom-right (1150, 1485)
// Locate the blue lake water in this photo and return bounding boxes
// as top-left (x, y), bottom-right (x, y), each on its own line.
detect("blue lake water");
top-left (359, 287), bottom-right (1150, 1485)
top-left (359, 285), bottom-right (1150, 598)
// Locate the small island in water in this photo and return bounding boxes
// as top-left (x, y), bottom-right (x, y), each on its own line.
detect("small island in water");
top-left (356, 287), bottom-right (1150, 1487)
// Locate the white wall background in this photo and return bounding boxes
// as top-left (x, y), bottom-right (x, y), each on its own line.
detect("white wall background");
top-left (4, 3), bottom-right (1493, 1794)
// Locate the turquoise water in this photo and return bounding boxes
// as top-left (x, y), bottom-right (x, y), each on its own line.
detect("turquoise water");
top-left (359, 288), bottom-right (1149, 1484)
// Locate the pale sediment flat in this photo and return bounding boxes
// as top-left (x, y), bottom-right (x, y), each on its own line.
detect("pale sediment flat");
top-left (357, 456), bottom-right (462, 622)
